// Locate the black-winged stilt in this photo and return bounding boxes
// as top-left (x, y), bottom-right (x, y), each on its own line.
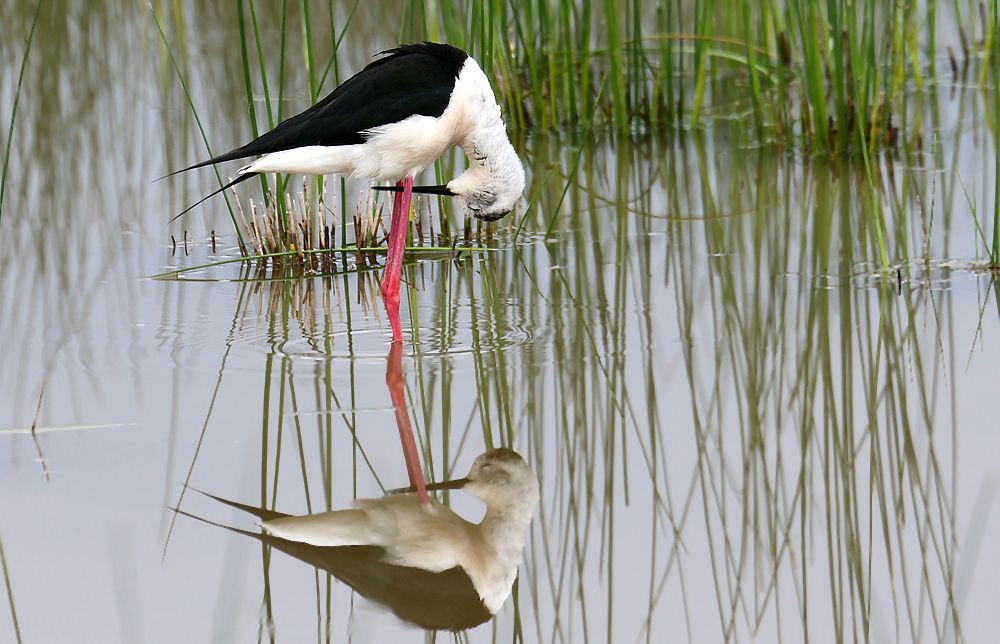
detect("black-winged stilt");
top-left (259, 448), bottom-right (539, 616)
top-left (167, 42), bottom-right (526, 343)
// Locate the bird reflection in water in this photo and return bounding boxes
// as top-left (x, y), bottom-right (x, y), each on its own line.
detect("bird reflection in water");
top-left (181, 448), bottom-right (537, 631)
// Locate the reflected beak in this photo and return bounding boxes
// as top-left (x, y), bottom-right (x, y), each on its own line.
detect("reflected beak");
top-left (372, 184), bottom-right (456, 196)
top-left (389, 477), bottom-right (470, 495)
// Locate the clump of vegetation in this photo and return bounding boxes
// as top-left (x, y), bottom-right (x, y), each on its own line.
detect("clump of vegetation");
top-left (231, 177), bottom-right (336, 257)
top-left (229, 176), bottom-right (469, 264)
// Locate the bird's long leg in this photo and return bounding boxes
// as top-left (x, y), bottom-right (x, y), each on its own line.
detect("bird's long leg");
top-left (381, 177), bottom-right (413, 343)
top-left (386, 342), bottom-right (429, 504)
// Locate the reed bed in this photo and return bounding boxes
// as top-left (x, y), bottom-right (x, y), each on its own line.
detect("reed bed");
top-left (197, 0), bottom-right (1000, 146)
top-left (423, 0), bottom-right (999, 151)
top-left (140, 0), bottom-right (1000, 268)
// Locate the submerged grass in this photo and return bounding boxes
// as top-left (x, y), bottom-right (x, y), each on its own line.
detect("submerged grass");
top-left (149, 243), bottom-right (492, 281)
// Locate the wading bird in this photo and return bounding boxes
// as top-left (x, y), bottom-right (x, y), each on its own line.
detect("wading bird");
top-left (178, 495), bottom-right (493, 630)
top-left (259, 448), bottom-right (539, 617)
top-left (166, 42), bottom-right (525, 343)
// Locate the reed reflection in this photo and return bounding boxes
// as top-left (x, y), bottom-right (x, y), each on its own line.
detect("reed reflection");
top-left (160, 126), bottom-right (989, 641)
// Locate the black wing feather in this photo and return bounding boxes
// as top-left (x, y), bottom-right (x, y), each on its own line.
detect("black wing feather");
top-left (165, 43), bottom-right (467, 177)
top-left (169, 172), bottom-right (257, 222)
top-left (175, 491), bottom-right (493, 631)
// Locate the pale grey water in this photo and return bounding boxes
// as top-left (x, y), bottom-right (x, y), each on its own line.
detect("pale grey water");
top-left (1, 2), bottom-right (1000, 643)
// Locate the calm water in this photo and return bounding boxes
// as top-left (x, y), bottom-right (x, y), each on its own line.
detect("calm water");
top-left (2, 2), bottom-right (1000, 643)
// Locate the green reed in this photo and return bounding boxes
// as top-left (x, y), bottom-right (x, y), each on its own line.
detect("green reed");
top-left (151, 2), bottom-right (248, 253)
top-left (990, 17), bottom-right (1000, 265)
top-left (236, 0), bottom-right (278, 218)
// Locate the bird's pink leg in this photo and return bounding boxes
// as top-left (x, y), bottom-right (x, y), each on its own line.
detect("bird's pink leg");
top-left (381, 177), bottom-right (413, 344)
top-left (386, 342), bottom-right (429, 504)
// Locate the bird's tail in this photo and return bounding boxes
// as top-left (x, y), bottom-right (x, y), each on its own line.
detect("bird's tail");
top-left (185, 486), bottom-right (288, 522)
top-left (169, 505), bottom-right (261, 540)
top-left (154, 137), bottom-right (271, 182)
top-left (177, 487), bottom-right (379, 548)
top-left (260, 509), bottom-right (378, 547)
top-left (169, 172), bottom-right (258, 223)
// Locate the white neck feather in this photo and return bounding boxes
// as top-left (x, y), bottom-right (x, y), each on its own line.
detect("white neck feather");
top-left (447, 58), bottom-right (526, 218)
top-left (468, 492), bottom-right (537, 614)
top-left (462, 105), bottom-right (523, 183)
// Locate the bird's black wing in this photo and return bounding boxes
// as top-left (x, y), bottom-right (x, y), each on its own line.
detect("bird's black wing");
top-left (166, 43), bottom-right (468, 177)
top-left (281, 544), bottom-right (494, 631)
top-left (176, 490), bottom-right (493, 632)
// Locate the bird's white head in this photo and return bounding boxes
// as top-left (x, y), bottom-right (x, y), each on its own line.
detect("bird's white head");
top-left (400, 447), bottom-right (539, 512)
top-left (447, 128), bottom-right (526, 221)
top-left (446, 59), bottom-right (526, 222)
top-left (459, 448), bottom-right (539, 509)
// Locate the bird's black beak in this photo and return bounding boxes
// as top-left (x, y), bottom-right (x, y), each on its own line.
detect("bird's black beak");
top-left (373, 184), bottom-right (456, 196)
top-left (389, 477), bottom-right (470, 494)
